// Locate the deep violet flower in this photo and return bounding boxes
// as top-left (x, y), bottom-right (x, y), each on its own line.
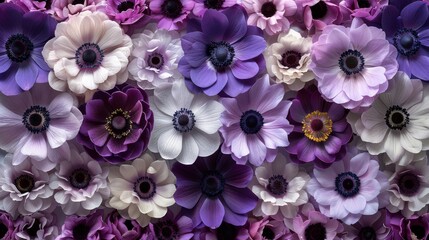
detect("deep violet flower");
top-left (172, 151), bottom-right (258, 229)
top-left (386, 211), bottom-right (429, 240)
top-left (0, 211), bottom-right (16, 240)
top-left (0, 3), bottom-right (56, 96)
top-left (77, 84), bottom-right (153, 164)
top-left (106, 211), bottom-right (145, 240)
top-left (148, 210), bottom-right (194, 240)
top-left (286, 85), bottom-right (353, 168)
top-left (178, 5), bottom-right (267, 97)
top-left (104, 0), bottom-right (147, 25)
top-left (340, 0), bottom-right (387, 21)
top-left (248, 217), bottom-right (295, 240)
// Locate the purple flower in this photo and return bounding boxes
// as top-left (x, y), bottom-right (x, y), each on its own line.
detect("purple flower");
top-left (149, 0), bottom-right (194, 30)
top-left (343, 210), bottom-right (390, 240)
top-left (386, 212), bottom-right (429, 240)
top-left (248, 217), bottom-right (294, 240)
top-left (220, 76), bottom-right (293, 166)
top-left (299, 0), bottom-right (344, 32)
top-left (172, 151), bottom-right (257, 229)
top-left (193, 222), bottom-right (250, 240)
top-left (15, 212), bottom-right (59, 240)
top-left (286, 85), bottom-right (353, 168)
top-left (0, 3), bottom-right (56, 96)
top-left (340, 0), bottom-right (387, 21)
top-left (0, 211), bottom-right (16, 240)
top-left (9, 0), bottom-right (53, 12)
top-left (106, 211), bottom-right (145, 240)
top-left (50, 0), bottom-right (103, 21)
top-left (77, 84), bottom-right (154, 164)
top-left (148, 210), bottom-right (194, 240)
top-left (178, 5), bottom-right (266, 97)
top-left (191, 0), bottom-right (236, 17)
top-left (104, 0), bottom-right (147, 25)
top-left (381, 1), bottom-right (429, 80)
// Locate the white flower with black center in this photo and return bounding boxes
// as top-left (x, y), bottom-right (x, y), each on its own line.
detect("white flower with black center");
top-left (148, 79), bottom-right (224, 165)
top-left (348, 72), bottom-right (429, 165)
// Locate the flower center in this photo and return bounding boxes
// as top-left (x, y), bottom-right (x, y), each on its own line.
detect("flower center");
top-left (310, 1), bottom-right (328, 19)
top-left (338, 49), bottom-right (365, 75)
top-left (335, 172), bottom-right (361, 198)
top-left (305, 223), bottom-right (327, 240)
top-left (280, 51), bottom-right (302, 68)
top-left (22, 105), bottom-right (51, 134)
top-left (384, 105), bottom-right (409, 130)
top-left (397, 171), bottom-right (421, 197)
top-left (147, 52), bottom-right (164, 69)
top-left (117, 1), bottom-right (135, 12)
top-left (201, 171), bottom-right (225, 198)
top-left (25, 219), bottom-right (41, 238)
top-left (216, 222), bottom-right (240, 239)
top-left (262, 227), bottom-right (275, 239)
top-left (267, 175), bottom-right (288, 196)
top-left (134, 177), bottom-right (156, 199)
top-left (358, 226), bottom-right (376, 240)
top-left (161, 0), bottom-right (183, 18)
top-left (172, 108), bottom-right (196, 133)
top-left (75, 43), bottom-right (104, 69)
top-left (154, 220), bottom-right (179, 240)
top-left (14, 174), bottom-right (35, 193)
top-left (302, 111), bottom-right (333, 142)
top-left (105, 108), bottom-right (133, 139)
top-left (240, 110), bottom-right (264, 134)
top-left (5, 34), bottom-right (34, 63)
top-left (72, 223), bottom-right (90, 240)
top-left (207, 41), bottom-right (235, 71)
top-left (124, 220), bottom-right (135, 230)
top-left (261, 2), bottom-right (277, 18)
top-left (69, 168), bottom-right (92, 189)
top-left (410, 224), bottom-right (425, 239)
top-left (204, 0), bottom-right (224, 9)
top-left (393, 29), bottom-right (420, 57)
top-left (0, 223), bottom-right (7, 239)
top-left (357, 0), bottom-right (370, 8)
top-left (71, 0), bottom-right (85, 5)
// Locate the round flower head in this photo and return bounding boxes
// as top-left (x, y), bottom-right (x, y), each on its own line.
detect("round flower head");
top-left (343, 210), bottom-right (390, 240)
top-left (49, 146), bottom-right (110, 216)
top-left (0, 3), bottom-right (57, 96)
top-left (108, 153), bottom-right (176, 227)
top-left (77, 84), bottom-right (154, 164)
top-left (148, 79), bottom-right (224, 165)
top-left (149, 0), bottom-right (194, 30)
top-left (307, 150), bottom-right (389, 224)
top-left (0, 83), bottom-right (82, 164)
top-left (220, 76), bottom-right (293, 166)
top-left (0, 211), bottom-right (17, 240)
top-left (286, 85), bottom-right (353, 168)
top-left (0, 154), bottom-right (53, 218)
top-left (347, 72), bottom-right (429, 165)
top-left (191, 0), bottom-right (236, 17)
top-left (106, 211), bottom-right (145, 240)
top-left (340, 0), bottom-right (387, 21)
top-left (104, 0), bottom-right (146, 25)
top-left (172, 152), bottom-right (258, 229)
top-left (128, 24), bottom-right (183, 90)
top-left (50, 0), bottom-right (103, 21)
top-left (42, 11), bottom-right (132, 95)
top-left (148, 210), bottom-right (194, 240)
top-left (311, 18), bottom-right (398, 110)
top-left (251, 153), bottom-right (311, 219)
top-left (300, 0), bottom-right (343, 32)
top-left (242, 0), bottom-right (297, 36)
top-left (15, 212), bottom-right (59, 240)
top-left (178, 5), bottom-right (267, 97)
top-left (381, 1), bottom-right (429, 81)
top-left (264, 29), bottom-right (314, 91)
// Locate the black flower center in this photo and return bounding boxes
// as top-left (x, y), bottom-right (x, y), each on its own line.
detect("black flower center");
top-left (216, 222), bottom-right (240, 240)
top-left (105, 108), bottom-right (133, 139)
top-left (73, 223), bottom-right (90, 240)
top-left (262, 227), bottom-right (275, 239)
top-left (14, 174), bottom-right (35, 193)
top-left (75, 43), bottom-right (104, 69)
top-left (148, 52), bottom-right (164, 69)
top-left (261, 2), bottom-right (277, 18)
top-left (280, 51), bottom-right (302, 68)
top-left (173, 108), bottom-right (196, 133)
top-left (410, 224), bottom-right (426, 239)
top-left (358, 226), bottom-right (376, 240)
top-left (161, 0), bottom-right (183, 18)
top-left (305, 223), bottom-right (327, 240)
top-left (201, 171), bottom-right (225, 198)
top-left (397, 171), bottom-right (421, 197)
top-left (154, 220), bottom-right (179, 240)
top-left (25, 219), bottom-right (41, 238)
top-left (117, 1), bottom-right (135, 12)
top-left (6, 34), bottom-right (34, 63)
top-left (384, 105), bottom-right (410, 130)
top-left (207, 41), bottom-right (235, 71)
top-left (0, 222), bottom-right (8, 239)
top-left (124, 220), bottom-right (135, 230)
top-left (134, 177), bottom-right (156, 199)
top-left (393, 29), bottom-right (420, 57)
top-left (267, 175), bottom-right (288, 196)
top-left (335, 172), bottom-right (361, 198)
top-left (71, 0), bottom-right (85, 5)
top-left (69, 168), bottom-right (91, 189)
top-left (240, 110), bottom-right (264, 134)
top-left (338, 49), bottom-right (365, 75)
top-left (204, 0), bottom-right (224, 9)
top-left (357, 0), bottom-right (371, 8)
top-left (310, 1), bottom-right (328, 19)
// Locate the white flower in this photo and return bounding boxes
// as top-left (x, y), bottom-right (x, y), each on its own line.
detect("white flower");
top-left (148, 79), bottom-right (224, 165)
top-left (251, 153), bottom-right (310, 219)
top-left (49, 146), bottom-right (110, 216)
top-left (347, 72), bottom-right (429, 165)
top-left (108, 153), bottom-right (176, 227)
top-left (264, 29), bottom-right (314, 91)
top-left (128, 23), bottom-right (183, 90)
top-left (0, 154), bottom-right (54, 218)
top-left (42, 11), bottom-right (132, 95)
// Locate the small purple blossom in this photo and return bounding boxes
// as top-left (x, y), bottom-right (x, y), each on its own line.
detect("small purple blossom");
top-left (148, 210), bottom-right (194, 240)
top-left (0, 211), bottom-right (16, 240)
top-left (106, 211), bottom-right (145, 240)
top-left (104, 0), bottom-right (147, 25)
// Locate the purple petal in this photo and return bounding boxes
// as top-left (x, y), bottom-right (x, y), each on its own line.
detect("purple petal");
top-left (31, 49), bottom-right (51, 72)
top-left (224, 164), bottom-right (253, 188)
top-left (222, 71), bottom-right (245, 97)
top-left (419, 29), bottom-right (429, 47)
top-left (222, 186), bottom-right (257, 214)
top-left (0, 66), bottom-right (22, 96)
top-left (106, 138), bottom-right (127, 154)
top-left (190, 64), bottom-right (217, 88)
top-left (202, 71), bottom-right (228, 96)
top-left (381, 6), bottom-right (400, 37)
top-left (15, 62), bottom-right (38, 91)
top-left (109, 91), bottom-right (128, 109)
top-left (181, 32), bottom-right (207, 51)
top-left (0, 4), bottom-right (24, 34)
top-left (87, 125), bottom-right (109, 146)
top-left (85, 99), bottom-right (110, 123)
top-left (233, 35), bottom-right (266, 61)
top-left (202, 9), bottom-right (229, 42)
top-left (179, 58), bottom-right (192, 78)
top-left (185, 42), bottom-right (209, 68)
top-left (174, 183), bottom-right (202, 209)
top-left (297, 140), bottom-right (316, 162)
top-left (22, 11), bottom-right (56, 46)
top-left (401, 2), bottom-right (429, 30)
top-left (410, 50), bottom-right (429, 80)
top-left (223, 5), bottom-right (247, 44)
top-left (222, 202), bottom-right (248, 226)
top-left (200, 198), bottom-right (225, 229)
top-left (230, 60), bottom-right (258, 79)
top-left (124, 128), bottom-right (143, 145)
top-left (0, 55), bottom-right (12, 74)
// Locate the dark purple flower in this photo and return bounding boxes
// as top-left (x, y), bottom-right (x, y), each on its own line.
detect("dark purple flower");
top-left (386, 211), bottom-right (429, 240)
top-left (0, 3), bottom-right (56, 96)
top-left (14, 212), bottom-right (59, 240)
top-left (0, 211), bottom-right (16, 240)
top-left (286, 85), bottom-right (353, 168)
top-left (104, 0), bottom-right (147, 25)
top-left (106, 211), bottom-right (145, 240)
top-left (172, 151), bottom-right (258, 229)
top-left (148, 210), bottom-right (194, 240)
top-left (248, 217), bottom-right (294, 240)
top-left (77, 84), bottom-right (154, 164)
top-left (343, 210), bottom-right (390, 240)
top-left (381, 1), bottom-right (429, 80)
top-left (193, 222), bottom-right (250, 240)
top-left (178, 5), bottom-right (266, 97)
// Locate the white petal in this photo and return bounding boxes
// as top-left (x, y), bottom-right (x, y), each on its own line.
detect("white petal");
top-left (21, 134), bottom-right (47, 159)
top-left (175, 134), bottom-right (199, 165)
top-left (82, 194), bottom-right (102, 210)
top-left (192, 129), bottom-right (220, 157)
top-left (157, 128), bottom-right (183, 159)
top-left (193, 99), bottom-right (224, 134)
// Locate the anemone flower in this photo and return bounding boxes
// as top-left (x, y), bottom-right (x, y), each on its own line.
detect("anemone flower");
top-left (50, 0), bottom-right (102, 21)
top-left (14, 212), bottom-right (59, 240)
top-left (104, 0), bottom-right (146, 25)
top-left (149, 0), bottom-right (194, 30)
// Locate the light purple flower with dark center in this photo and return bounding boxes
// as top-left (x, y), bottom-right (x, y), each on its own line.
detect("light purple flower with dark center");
top-left (14, 212), bottom-right (59, 240)
top-left (106, 211), bottom-right (145, 240)
top-left (149, 0), bottom-right (194, 30)
top-left (178, 5), bottom-right (266, 97)
top-left (172, 151), bottom-right (257, 229)
top-left (0, 211), bottom-right (16, 240)
top-left (104, 0), bottom-right (146, 25)
top-left (148, 210), bottom-right (194, 240)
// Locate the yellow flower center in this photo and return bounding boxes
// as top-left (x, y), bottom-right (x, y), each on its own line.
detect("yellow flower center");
top-left (302, 110), bottom-right (332, 142)
top-left (105, 108), bottom-right (133, 139)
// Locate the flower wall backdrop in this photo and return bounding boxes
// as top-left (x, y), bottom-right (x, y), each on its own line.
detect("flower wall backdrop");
top-left (0, 0), bottom-right (429, 239)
